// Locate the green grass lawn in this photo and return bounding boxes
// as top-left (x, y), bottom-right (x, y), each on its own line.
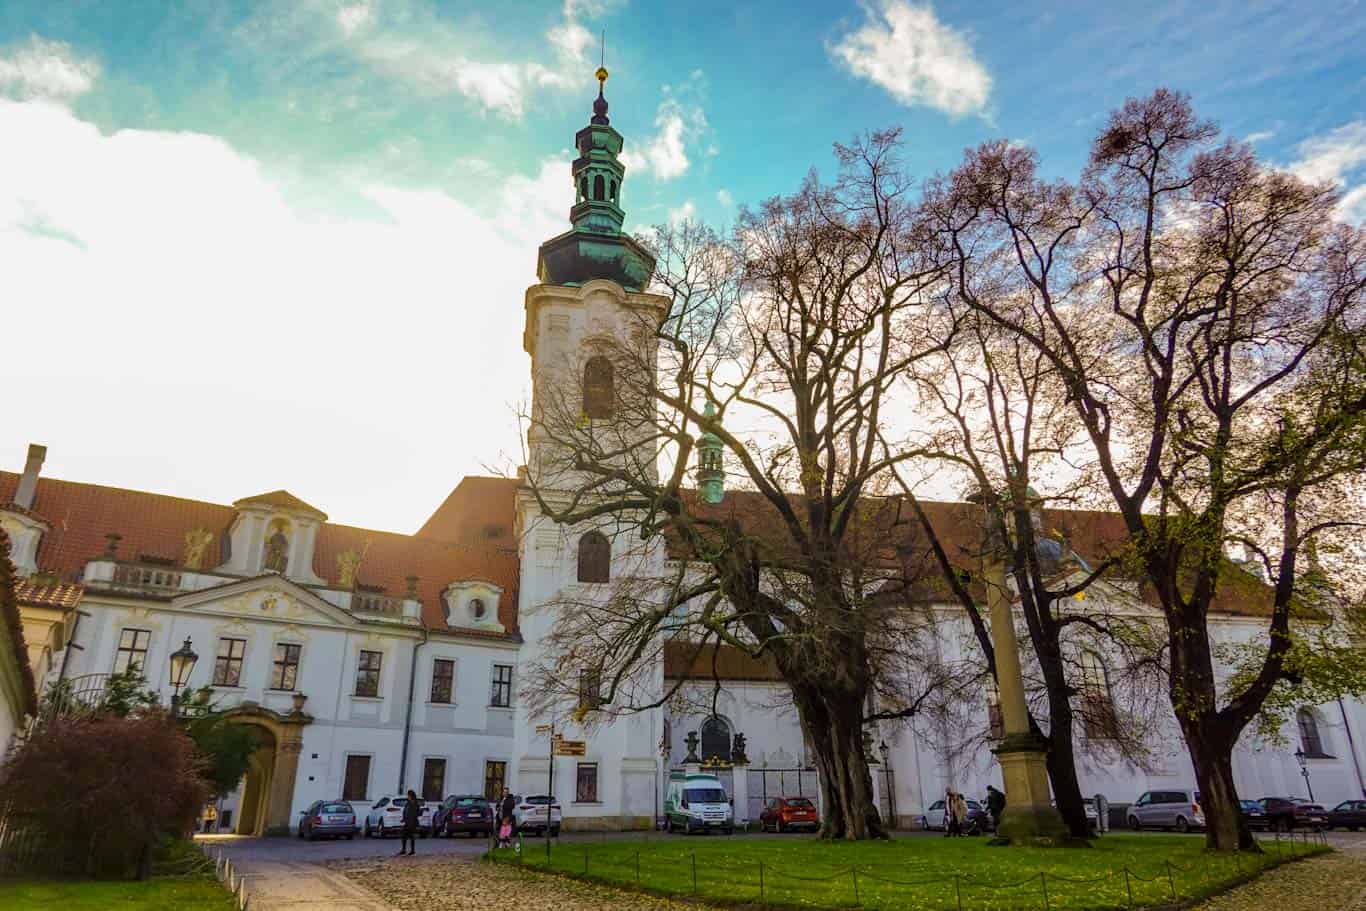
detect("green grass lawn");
top-left (491, 832), bottom-right (1329, 910)
top-left (0, 875), bottom-right (237, 910)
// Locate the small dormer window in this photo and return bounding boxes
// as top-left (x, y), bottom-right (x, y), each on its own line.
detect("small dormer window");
top-left (469, 598), bottom-right (487, 621)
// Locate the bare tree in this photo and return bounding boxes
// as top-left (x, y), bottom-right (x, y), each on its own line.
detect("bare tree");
top-left (521, 131), bottom-right (951, 839)
top-left (926, 88), bottom-right (1366, 850)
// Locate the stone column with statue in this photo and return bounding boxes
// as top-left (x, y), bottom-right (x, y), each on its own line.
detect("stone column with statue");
top-left (975, 490), bottom-right (1068, 844)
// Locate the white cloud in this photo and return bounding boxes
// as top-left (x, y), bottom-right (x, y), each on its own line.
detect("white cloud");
top-left (716, 188), bottom-right (734, 208)
top-left (1245, 129), bottom-right (1277, 144)
top-left (0, 98), bottom-right (572, 531)
top-left (336, 1), bottom-right (375, 36)
top-left (668, 200), bottom-right (696, 225)
top-left (339, 0), bottom-right (616, 120)
top-left (0, 35), bottom-right (100, 103)
top-left (1289, 121), bottom-right (1366, 223)
top-left (828, 0), bottom-right (991, 118)
top-left (620, 73), bottom-right (709, 181)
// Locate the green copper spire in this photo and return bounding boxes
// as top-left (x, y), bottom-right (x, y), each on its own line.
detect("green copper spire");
top-left (536, 67), bottom-right (656, 292)
top-left (697, 400), bottom-right (725, 504)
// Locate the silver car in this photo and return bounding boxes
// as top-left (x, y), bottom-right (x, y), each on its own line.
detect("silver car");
top-left (1127, 789), bottom-right (1205, 832)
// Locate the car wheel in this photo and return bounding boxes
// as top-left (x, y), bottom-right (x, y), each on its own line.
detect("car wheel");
top-left (363, 821), bottom-right (371, 838)
top-left (1176, 817), bottom-right (1190, 834)
top-left (777, 819), bottom-right (785, 834)
top-left (1128, 816), bottom-right (1141, 831)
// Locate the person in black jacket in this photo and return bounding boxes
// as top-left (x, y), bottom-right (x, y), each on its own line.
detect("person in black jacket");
top-left (498, 790), bottom-right (517, 848)
top-left (398, 789), bottom-right (420, 856)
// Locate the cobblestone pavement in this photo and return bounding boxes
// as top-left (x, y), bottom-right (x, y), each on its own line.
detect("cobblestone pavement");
top-left (1191, 832), bottom-right (1366, 911)
top-left (327, 854), bottom-right (720, 911)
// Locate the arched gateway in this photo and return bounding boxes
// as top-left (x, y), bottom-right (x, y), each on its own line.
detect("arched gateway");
top-left (222, 702), bottom-right (311, 836)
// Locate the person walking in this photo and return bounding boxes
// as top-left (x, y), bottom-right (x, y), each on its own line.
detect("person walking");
top-left (986, 785), bottom-right (1006, 832)
top-left (398, 789), bottom-right (420, 856)
top-left (944, 789), bottom-right (962, 837)
top-left (951, 791), bottom-right (969, 837)
top-left (498, 789), bottom-right (517, 848)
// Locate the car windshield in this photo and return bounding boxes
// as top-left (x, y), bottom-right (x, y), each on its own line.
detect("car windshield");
top-left (786, 798), bottom-right (814, 808)
top-left (685, 788), bottom-right (728, 803)
top-left (456, 798), bottom-right (485, 807)
top-left (525, 796), bottom-right (556, 805)
top-left (322, 803), bottom-right (351, 813)
top-left (966, 800), bottom-right (983, 810)
top-left (1240, 801), bottom-right (1261, 810)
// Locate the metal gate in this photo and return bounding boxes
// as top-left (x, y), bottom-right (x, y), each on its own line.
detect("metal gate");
top-left (747, 767), bottom-right (820, 821)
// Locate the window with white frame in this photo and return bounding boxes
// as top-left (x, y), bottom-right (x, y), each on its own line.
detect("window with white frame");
top-left (430, 658), bottom-right (455, 704)
top-left (213, 637), bottom-right (246, 687)
top-left (490, 664), bottom-right (513, 707)
top-left (113, 628), bottom-right (151, 675)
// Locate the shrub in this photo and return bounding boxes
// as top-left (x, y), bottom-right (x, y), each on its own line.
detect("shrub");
top-left (0, 713), bottom-right (209, 877)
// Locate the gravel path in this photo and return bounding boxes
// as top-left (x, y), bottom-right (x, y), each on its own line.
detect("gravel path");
top-left (1190, 846), bottom-right (1366, 911)
top-left (328, 855), bottom-right (720, 911)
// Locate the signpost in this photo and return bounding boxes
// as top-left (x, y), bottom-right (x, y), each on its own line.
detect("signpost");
top-left (554, 739), bottom-right (587, 756)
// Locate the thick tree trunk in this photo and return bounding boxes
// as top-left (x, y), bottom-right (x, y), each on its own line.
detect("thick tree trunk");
top-left (790, 684), bottom-right (887, 840)
top-left (1166, 600), bottom-right (1258, 853)
top-left (1041, 698), bottom-right (1092, 840)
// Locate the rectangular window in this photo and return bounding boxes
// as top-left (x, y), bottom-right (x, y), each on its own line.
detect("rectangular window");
top-left (575, 762), bottom-right (599, 803)
top-left (270, 643), bottom-right (301, 691)
top-left (430, 658), bottom-right (455, 704)
top-left (483, 760), bottom-right (507, 800)
top-left (113, 628), bottom-right (151, 675)
top-left (342, 755), bottom-right (371, 801)
top-left (490, 664), bottom-right (513, 707)
top-left (213, 638), bottom-right (246, 687)
top-left (355, 650), bottom-right (382, 697)
top-left (422, 757), bottom-right (447, 802)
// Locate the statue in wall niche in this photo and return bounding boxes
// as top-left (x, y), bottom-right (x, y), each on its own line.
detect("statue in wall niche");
top-left (336, 549), bottom-right (362, 589)
top-left (731, 732), bottom-right (748, 765)
top-left (683, 730), bottom-right (701, 764)
top-left (263, 527), bottom-right (289, 573)
top-left (183, 528), bottom-right (214, 570)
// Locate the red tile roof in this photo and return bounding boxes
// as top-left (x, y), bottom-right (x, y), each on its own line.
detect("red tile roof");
top-left (0, 472), bottom-right (520, 637)
top-left (416, 476), bottom-right (521, 544)
top-left (14, 579), bottom-right (84, 610)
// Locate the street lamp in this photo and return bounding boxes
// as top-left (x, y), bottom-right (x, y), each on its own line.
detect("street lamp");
top-left (1294, 748), bottom-right (1316, 803)
top-left (878, 740), bottom-right (894, 827)
top-left (168, 637), bottom-right (198, 717)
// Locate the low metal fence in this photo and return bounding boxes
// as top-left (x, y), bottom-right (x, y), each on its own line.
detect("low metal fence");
top-left (496, 827), bottom-right (1330, 911)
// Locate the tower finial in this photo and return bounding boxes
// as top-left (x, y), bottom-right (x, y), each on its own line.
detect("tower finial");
top-left (592, 39), bottom-right (610, 126)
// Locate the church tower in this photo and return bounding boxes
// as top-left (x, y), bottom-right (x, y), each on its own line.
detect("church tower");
top-left (514, 67), bottom-right (670, 829)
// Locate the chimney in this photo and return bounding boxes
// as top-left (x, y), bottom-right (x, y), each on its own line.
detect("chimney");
top-left (13, 443), bottom-right (46, 510)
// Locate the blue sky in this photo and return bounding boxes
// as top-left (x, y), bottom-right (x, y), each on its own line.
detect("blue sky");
top-left (1, 1), bottom-right (1363, 532)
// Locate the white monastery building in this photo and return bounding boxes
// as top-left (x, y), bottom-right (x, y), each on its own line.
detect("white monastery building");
top-left (3, 77), bottom-right (1362, 835)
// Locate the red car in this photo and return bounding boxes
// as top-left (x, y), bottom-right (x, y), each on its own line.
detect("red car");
top-left (760, 797), bottom-right (819, 833)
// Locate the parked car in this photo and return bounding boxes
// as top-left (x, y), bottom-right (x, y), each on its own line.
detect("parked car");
top-left (513, 794), bottom-right (563, 836)
top-left (297, 800), bottom-right (358, 840)
top-left (1239, 799), bottom-right (1268, 830)
top-left (1259, 797), bottom-right (1328, 832)
top-left (363, 795), bottom-right (434, 838)
top-left (664, 773), bottom-right (734, 835)
top-left (759, 797), bottom-right (819, 833)
top-left (1051, 798), bottom-right (1100, 833)
top-left (1126, 790), bottom-right (1205, 833)
top-left (1328, 800), bottom-right (1366, 831)
top-left (434, 794), bottom-right (494, 837)
top-left (920, 798), bottom-right (993, 833)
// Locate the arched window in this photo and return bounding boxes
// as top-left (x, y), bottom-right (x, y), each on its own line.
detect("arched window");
top-left (609, 179), bottom-right (617, 201)
top-left (593, 174), bottom-right (605, 200)
top-left (700, 715), bottom-right (731, 762)
top-left (1078, 651), bottom-right (1117, 739)
top-left (579, 175), bottom-right (588, 201)
top-left (577, 530), bottom-right (610, 583)
top-left (1298, 709), bottom-right (1328, 757)
top-left (583, 356), bottom-right (614, 419)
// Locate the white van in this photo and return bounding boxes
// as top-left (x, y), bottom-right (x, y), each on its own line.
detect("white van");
top-left (664, 773), bottom-right (734, 834)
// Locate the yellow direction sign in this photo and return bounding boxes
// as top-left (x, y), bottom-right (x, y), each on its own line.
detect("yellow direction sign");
top-left (535, 724), bottom-right (553, 734)
top-left (553, 739), bottom-right (587, 756)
